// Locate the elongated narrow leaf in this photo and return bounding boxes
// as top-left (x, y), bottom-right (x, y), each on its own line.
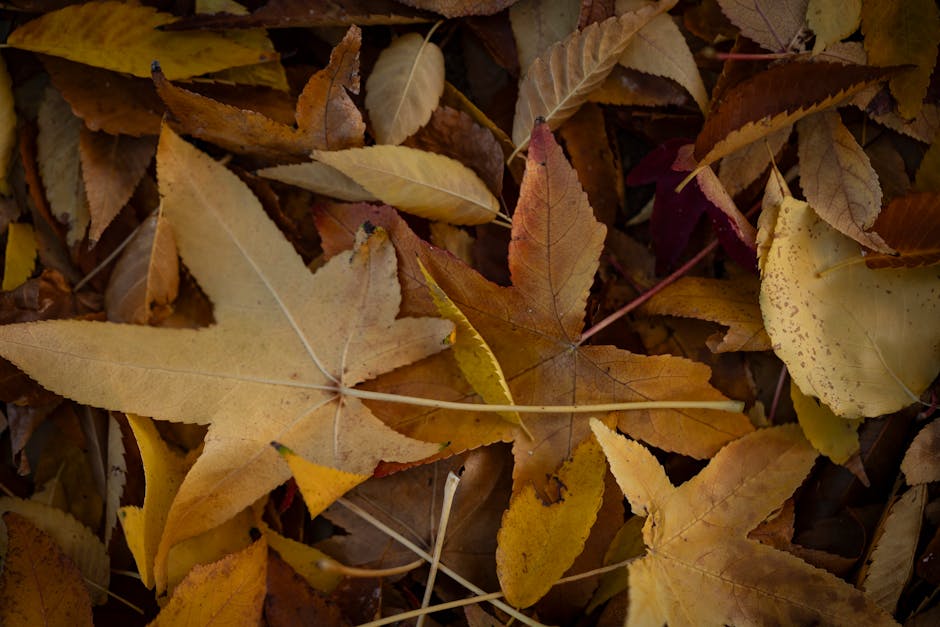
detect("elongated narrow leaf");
top-left (365, 32), bottom-right (445, 145)
top-left (0, 55), bottom-right (14, 195)
top-left (37, 86), bottom-right (88, 245)
top-left (313, 145), bottom-right (501, 224)
top-left (2, 223), bottom-right (37, 292)
top-left (257, 162), bottom-right (378, 201)
top-left (512, 0), bottom-right (673, 151)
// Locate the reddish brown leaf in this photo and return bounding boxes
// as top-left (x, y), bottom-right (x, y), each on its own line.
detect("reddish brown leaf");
top-left (865, 191), bottom-right (940, 268)
top-left (163, 0), bottom-right (434, 30)
top-left (265, 551), bottom-right (350, 627)
top-left (558, 103), bottom-right (622, 226)
top-left (579, 0), bottom-right (616, 28)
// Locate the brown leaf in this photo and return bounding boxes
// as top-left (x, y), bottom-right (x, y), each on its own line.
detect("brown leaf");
top-left (164, 0), bottom-right (434, 29)
top-left (558, 103), bottom-right (622, 225)
top-left (265, 551), bottom-right (350, 627)
top-left (901, 418), bottom-right (940, 485)
top-left (397, 0), bottom-right (516, 18)
top-left (580, 0), bottom-right (616, 28)
top-left (865, 191), bottom-right (940, 268)
top-left (716, 0), bottom-right (809, 52)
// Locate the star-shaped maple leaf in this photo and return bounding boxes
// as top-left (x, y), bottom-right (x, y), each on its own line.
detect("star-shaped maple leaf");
top-left (0, 127), bottom-right (453, 591)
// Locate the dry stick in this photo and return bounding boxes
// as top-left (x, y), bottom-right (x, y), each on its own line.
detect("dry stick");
top-left (767, 365), bottom-right (788, 424)
top-left (337, 497), bottom-right (547, 627)
top-left (416, 472), bottom-right (461, 627)
top-left (318, 558), bottom-right (424, 578)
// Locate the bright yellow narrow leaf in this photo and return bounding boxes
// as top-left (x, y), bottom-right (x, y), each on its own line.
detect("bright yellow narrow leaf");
top-left (807, 0), bottom-right (861, 54)
top-left (791, 381), bottom-right (860, 465)
top-left (617, 0), bottom-right (708, 112)
top-left (496, 437), bottom-right (607, 608)
top-left (591, 420), bottom-right (896, 626)
top-left (257, 162), bottom-right (378, 202)
top-left (313, 145), bottom-right (501, 224)
top-left (587, 515), bottom-right (646, 613)
top-left (861, 484), bottom-right (926, 613)
top-left (37, 86), bottom-right (88, 245)
top-left (0, 54), bottom-right (14, 195)
top-left (417, 259), bottom-right (524, 431)
top-left (0, 513), bottom-right (93, 627)
top-left (366, 31), bottom-right (445, 145)
top-left (274, 443), bottom-right (369, 519)
top-left (164, 507), bottom-right (255, 594)
top-left (253, 511), bottom-right (341, 592)
top-left (118, 414), bottom-right (193, 590)
top-left (150, 539), bottom-right (267, 627)
top-left (0, 497), bottom-right (109, 604)
top-left (2, 223), bottom-right (37, 291)
top-left (797, 110), bottom-right (890, 252)
top-left (759, 189), bottom-right (940, 418)
top-left (6, 1), bottom-right (275, 80)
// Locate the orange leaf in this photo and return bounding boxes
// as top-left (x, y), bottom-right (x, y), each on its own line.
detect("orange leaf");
top-left (865, 191), bottom-right (940, 268)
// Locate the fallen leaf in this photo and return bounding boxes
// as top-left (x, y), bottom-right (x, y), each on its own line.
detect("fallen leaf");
top-left (103, 413), bottom-right (126, 547)
top-left (861, 0), bottom-right (940, 119)
top-left (557, 103), bottom-right (623, 225)
top-left (807, 0), bottom-right (861, 54)
top-left (509, 0), bottom-right (579, 71)
top-left (512, 0), bottom-right (673, 152)
top-left (397, 0), bottom-right (516, 18)
top-left (914, 133), bottom-right (940, 191)
top-left (641, 276), bottom-right (771, 352)
top-left (0, 127), bottom-right (453, 591)
top-left (275, 444), bottom-right (369, 519)
top-left (312, 145), bottom-right (502, 224)
top-left (151, 539), bottom-right (268, 627)
top-left (797, 110), bottom-right (890, 252)
top-left (365, 31), bottom-right (445, 145)
top-left (0, 55), bottom-right (14, 195)
top-left (591, 420), bottom-right (896, 626)
top-left (163, 0), bottom-right (433, 29)
top-left (0, 512), bottom-right (93, 627)
top-left (716, 0), bottom-right (809, 52)
top-left (254, 511), bottom-right (341, 593)
top-left (264, 551), bottom-right (349, 627)
top-left (105, 212), bottom-right (180, 325)
top-left (758, 182), bottom-right (940, 418)
top-left (3, 224), bottom-right (37, 292)
top-left (860, 484), bottom-right (926, 613)
top-left (7, 0), bottom-right (275, 80)
top-left (900, 419), bottom-right (940, 485)
top-left (257, 161), bottom-right (377, 201)
top-left (718, 124), bottom-right (791, 197)
top-left (586, 515), bottom-right (645, 613)
top-left (864, 192), bottom-right (940, 268)
top-left (791, 380), bottom-right (860, 465)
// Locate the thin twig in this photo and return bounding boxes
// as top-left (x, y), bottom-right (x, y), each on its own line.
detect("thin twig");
top-left (317, 558), bottom-right (424, 578)
top-left (768, 365), bottom-right (788, 424)
top-left (417, 472), bottom-right (461, 627)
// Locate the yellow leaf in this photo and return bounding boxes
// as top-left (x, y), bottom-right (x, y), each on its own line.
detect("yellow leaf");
top-left (512, 0), bottom-right (673, 152)
top-left (118, 414), bottom-right (192, 590)
top-left (2, 223), bottom-right (37, 292)
top-left (274, 443), bottom-right (369, 519)
top-left (365, 31), bottom-right (445, 145)
top-left (495, 437), bottom-right (607, 608)
top-left (797, 110), bottom-right (890, 252)
top-left (0, 513), bottom-right (93, 627)
top-left (164, 507), bottom-right (255, 594)
top-left (7, 1), bottom-right (276, 80)
top-left (791, 380), bottom-right (860, 465)
top-left (0, 54), bottom-right (14, 196)
top-left (257, 162), bottom-right (378, 202)
top-left (592, 420), bottom-right (896, 626)
top-left (807, 0), bottom-right (861, 54)
top-left (758, 190), bottom-right (940, 418)
top-left (586, 515), bottom-right (646, 613)
top-left (313, 145), bottom-right (501, 224)
top-left (150, 539), bottom-right (267, 627)
top-left (253, 511), bottom-right (341, 592)
top-left (417, 259), bottom-right (523, 430)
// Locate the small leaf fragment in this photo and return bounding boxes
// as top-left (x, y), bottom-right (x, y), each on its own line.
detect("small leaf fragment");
top-left (901, 419), bottom-right (940, 485)
top-left (807, 0), bottom-right (861, 54)
top-left (2, 223), bottom-right (37, 292)
top-left (791, 381), bottom-right (860, 465)
top-left (865, 191), bottom-right (940, 268)
top-left (275, 443), bottom-right (369, 519)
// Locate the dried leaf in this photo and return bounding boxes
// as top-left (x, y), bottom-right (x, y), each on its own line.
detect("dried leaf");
top-left (151, 539), bottom-right (267, 627)
top-left (496, 438), bottom-right (607, 608)
top-left (105, 212), bottom-right (180, 325)
top-left (2, 224), bottom-right (37, 292)
top-left (861, 0), bottom-right (940, 119)
top-left (264, 551), bottom-right (348, 626)
top-left (7, 1), bottom-right (275, 80)
top-left (797, 110), bottom-right (890, 252)
top-left (397, 0), bottom-right (516, 18)
top-left (79, 129), bottom-right (157, 242)
top-left (0, 55), bottom-right (15, 195)
top-left (254, 513), bottom-right (341, 592)
top-left (257, 162), bottom-right (377, 202)
top-left (901, 419), bottom-right (940, 485)
top-left (509, 0), bottom-right (579, 71)
top-left (164, 0), bottom-right (434, 29)
top-left (592, 421), bottom-right (896, 626)
top-left (915, 132), bottom-right (940, 192)
top-left (0, 512), bottom-right (93, 627)
top-left (558, 103), bottom-right (622, 225)
top-left (694, 61), bottom-right (895, 173)
top-left (864, 192), bottom-right (940, 268)
top-left (861, 484), bottom-right (926, 613)
top-left (718, 124), bottom-right (791, 197)
top-left (641, 276), bottom-right (771, 352)
top-left (103, 413), bottom-right (126, 547)
top-left (365, 32), bottom-right (445, 145)
top-left (807, 0), bottom-right (861, 54)
top-left (716, 0), bottom-right (809, 52)
top-left (791, 381), bottom-right (860, 465)
top-left (512, 0), bottom-right (673, 151)
top-left (312, 145), bottom-right (501, 224)
top-left (590, 65), bottom-right (692, 107)
top-left (275, 443), bottom-right (369, 519)
top-left (617, 0), bottom-right (708, 112)
top-left (758, 189), bottom-right (940, 418)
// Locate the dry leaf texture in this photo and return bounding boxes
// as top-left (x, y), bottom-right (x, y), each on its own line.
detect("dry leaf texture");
top-left (716, 0), bottom-right (809, 52)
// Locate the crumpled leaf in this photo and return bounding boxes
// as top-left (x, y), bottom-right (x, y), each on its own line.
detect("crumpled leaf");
top-left (365, 32), bottom-right (445, 145)
top-left (0, 512), bottom-right (93, 627)
top-left (150, 539), bottom-right (267, 627)
top-left (312, 145), bottom-right (501, 224)
top-left (617, 0), bottom-right (708, 112)
top-left (717, 0), bottom-right (809, 52)
top-left (797, 110), bottom-right (890, 252)
top-left (862, 0), bottom-right (940, 119)
top-left (2, 224), bottom-right (37, 292)
top-left (0, 55), bottom-right (15, 195)
top-left (7, 0), bottom-right (275, 80)
top-left (864, 191), bottom-right (940, 268)
top-left (807, 0), bottom-right (861, 54)
top-left (591, 420), bottom-right (896, 626)
top-left (758, 183), bottom-right (940, 418)
top-left (512, 0), bottom-right (674, 151)
top-left (901, 420), bottom-right (940, 485)
top-left (0, 126), bottom-right (453, 591)
top-left (791, 380), bottom-right (860, 465)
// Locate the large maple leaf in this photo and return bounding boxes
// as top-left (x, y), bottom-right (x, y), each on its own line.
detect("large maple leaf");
top-left (0, 127), bottom-right (453, 591)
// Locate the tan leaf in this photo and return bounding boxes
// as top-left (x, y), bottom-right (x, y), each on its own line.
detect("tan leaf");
top-left (807, 0), bottom-right (861, 54)
top-left (395, 0), bottom-right (516, 18)
top-left (512, 0), bottom-right (673, 152)
top-left (509, 0), bottom-right (579, 71)
top-left (257, 162), bottom-right (378, 201)
top-left (592, 421), bottom-right (896, 626)
top-left (105, 213), bottom-right (180, 325)
top-left (758, 188), bottom-right (940, 418)
top-left (365, 31), bottom-right (445, 145)
top-left (7, 0), bottom-right (275, 80)
top-left (797, 110), bottom-right (890, 252)
top-left (79, 129), bottom-right (157, 242)
top-left (716, 0), bottom-right (809, 52)
top-left (860, 485), bottom-right (927, 613)
top-left (312, 145), bottom-right (502, 224)
top-left (718, 124), bottom-right (791, 197)
top-left (901, 419), bottom-right (940, 485)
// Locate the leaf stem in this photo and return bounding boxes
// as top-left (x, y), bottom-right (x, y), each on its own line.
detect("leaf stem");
top-left (417, 472), bottom-right (460, 627)
top-left (317, 558), bottom-right (423, 578)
